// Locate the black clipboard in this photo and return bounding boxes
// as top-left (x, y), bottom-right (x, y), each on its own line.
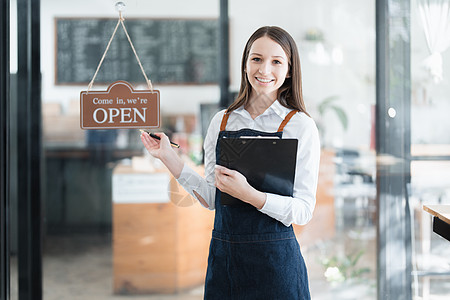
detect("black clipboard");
top-left (218, 138), bottom-right (298, 205)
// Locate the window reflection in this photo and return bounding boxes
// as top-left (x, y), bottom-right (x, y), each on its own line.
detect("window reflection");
top-left (7, 0), bottom-right (450, 299)
top-left (410, 0), bottom-right (450, 298)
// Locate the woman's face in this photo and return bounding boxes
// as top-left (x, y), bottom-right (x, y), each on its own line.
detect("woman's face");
top-left (245, 36), bottom-right (290, 102)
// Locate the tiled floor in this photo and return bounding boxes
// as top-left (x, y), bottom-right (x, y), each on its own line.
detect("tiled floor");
top-left (8, 213), bottom-right (450, 300)
top-left (10, 231), bottom-right (377, 300)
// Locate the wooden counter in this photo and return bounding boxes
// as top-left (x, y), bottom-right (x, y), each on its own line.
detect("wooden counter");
top-left (112, 164), bottom-right (214, 294)
top-left (112, 148), bottom-right (337, 293)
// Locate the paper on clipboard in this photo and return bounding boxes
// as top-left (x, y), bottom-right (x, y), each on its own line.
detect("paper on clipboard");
top-left (238, 136), bottom-right (280, 139)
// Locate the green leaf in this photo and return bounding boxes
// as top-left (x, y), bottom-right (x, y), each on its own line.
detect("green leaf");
top-left (329, 105), bottom-right (348, 130)
top-left (318, 95), bottom-right (340, 115)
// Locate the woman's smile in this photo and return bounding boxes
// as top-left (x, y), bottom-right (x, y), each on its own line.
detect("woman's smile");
top-left (255, 77), bottom-right (274, 84)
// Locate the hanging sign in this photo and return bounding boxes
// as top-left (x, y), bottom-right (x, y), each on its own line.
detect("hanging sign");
top-left (80, 80), bottom-right (160, 129)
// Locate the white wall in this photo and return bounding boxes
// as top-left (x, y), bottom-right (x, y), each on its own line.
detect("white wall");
top-left (17, 0), bottom-right (440, 149)
top-left (230, 0), bottom-right (377, 149)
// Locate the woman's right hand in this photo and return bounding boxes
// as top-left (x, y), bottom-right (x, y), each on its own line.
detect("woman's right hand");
top-left (140, 131), bottom-right (184, 178)
top-left (140, 132), bottom-right (173, 160)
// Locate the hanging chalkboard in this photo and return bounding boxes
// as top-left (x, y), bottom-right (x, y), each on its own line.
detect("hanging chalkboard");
top-left (55, 18), bottom-right (219, 85)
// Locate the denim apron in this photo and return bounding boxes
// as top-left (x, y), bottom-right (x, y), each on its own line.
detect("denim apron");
top-left (204, 110), bottom-right (311, 300)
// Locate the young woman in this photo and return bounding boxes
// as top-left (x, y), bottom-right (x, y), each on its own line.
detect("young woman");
top-left (141, 26), bottom-right (320, 299)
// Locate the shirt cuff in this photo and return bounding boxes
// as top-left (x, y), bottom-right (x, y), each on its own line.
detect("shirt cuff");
top-left (259, 193), bottom-right (285, 220)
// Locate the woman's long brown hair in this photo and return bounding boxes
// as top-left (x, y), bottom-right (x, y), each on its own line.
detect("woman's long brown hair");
top-left (227, 26), bottom-right (309, 117)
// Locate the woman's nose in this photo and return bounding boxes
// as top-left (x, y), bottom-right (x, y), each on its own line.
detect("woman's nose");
top-left (259, 62), bottom-right (271, 74)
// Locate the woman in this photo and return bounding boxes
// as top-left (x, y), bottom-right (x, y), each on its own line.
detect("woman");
top-left (141, 26), bottom-right (320, 299)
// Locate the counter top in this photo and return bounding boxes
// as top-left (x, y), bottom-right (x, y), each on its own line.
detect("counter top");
top-left (423, 205), bottom-right (450, 225)
top-left (423, 204), bottom-right (450, 242)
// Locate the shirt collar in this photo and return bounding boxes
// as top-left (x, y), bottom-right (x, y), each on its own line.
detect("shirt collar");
top-left (268, 100), bottom-right (291, 120)
top-left (233, 100), bottom-right (290, 120)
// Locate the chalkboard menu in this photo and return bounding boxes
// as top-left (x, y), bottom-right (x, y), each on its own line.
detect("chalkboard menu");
top-left (56, 18), bottom-right (219, 85)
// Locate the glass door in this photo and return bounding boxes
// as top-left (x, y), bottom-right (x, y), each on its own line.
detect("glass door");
top-left (12, 1), bottom-right (447, 299)
top-left (409, 0), bottom-right (450, 298)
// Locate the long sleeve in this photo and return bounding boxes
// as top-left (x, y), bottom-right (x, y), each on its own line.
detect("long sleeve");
top-left (176, 110), bottom-right (225, 209)
top-left (259, 116), bottom-right (321, 226)
top-left (177, 103), bottom-right (321, 227)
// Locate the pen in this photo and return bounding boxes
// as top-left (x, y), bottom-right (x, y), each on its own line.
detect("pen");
top-left (140, 130), bottom-right (180, 148)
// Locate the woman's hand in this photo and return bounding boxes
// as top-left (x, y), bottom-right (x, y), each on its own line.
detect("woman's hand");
top-left (140, 132), bottom-right (173, 160)
top-left (214, 165), bottom-right (266, 209)
top-left (140, 132), bottom-right (183, 178)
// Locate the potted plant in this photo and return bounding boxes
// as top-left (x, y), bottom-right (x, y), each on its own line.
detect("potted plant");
top-left (320, 249), bottom-right (374, 299)
top-left (315, 95), bottom-right (348, 146)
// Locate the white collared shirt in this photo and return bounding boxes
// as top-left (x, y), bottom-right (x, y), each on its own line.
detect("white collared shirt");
top-left (177, 100), bottom-right (321, 226)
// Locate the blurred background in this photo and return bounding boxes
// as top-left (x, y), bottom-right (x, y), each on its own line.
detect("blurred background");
top-left (4, 0), bottom-right (450, 299)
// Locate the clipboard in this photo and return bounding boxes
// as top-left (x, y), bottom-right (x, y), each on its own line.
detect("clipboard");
top-left (218, 138), bottom-right (298, 205)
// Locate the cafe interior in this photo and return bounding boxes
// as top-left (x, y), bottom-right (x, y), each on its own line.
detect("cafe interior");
top-left (2, 0), bottom-right (450, 299)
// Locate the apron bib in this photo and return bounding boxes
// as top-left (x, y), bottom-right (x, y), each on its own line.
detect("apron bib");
top-left (204, 110), bottom-right (311, 300)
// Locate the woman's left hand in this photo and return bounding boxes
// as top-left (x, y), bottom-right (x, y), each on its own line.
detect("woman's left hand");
top-left (214, 165), bottom-right (266, 209)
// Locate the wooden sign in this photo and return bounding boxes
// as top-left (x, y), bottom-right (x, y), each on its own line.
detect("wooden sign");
top-left (80, 81), bottom-right (160, 129)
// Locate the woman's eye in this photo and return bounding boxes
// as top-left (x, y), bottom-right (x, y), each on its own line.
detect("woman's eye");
top-left (273, 60), bottom-right (281, 64)
top-left (251, 57), bottom-right (261, 62)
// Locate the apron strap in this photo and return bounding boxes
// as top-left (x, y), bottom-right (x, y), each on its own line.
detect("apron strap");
top-left (277, 110), bottom-right (299, 132)
top-left (220, 111), bottom-right (231, 131)
top-left (220, 109), bottom-right (298, 132)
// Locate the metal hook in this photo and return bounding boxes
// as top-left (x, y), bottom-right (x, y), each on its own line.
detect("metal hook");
top-left (115, 2), bottom-right (126, 21)
top-left (115, 2), bottom-right (126, 13)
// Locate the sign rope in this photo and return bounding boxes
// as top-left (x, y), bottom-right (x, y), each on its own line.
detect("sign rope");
top-left (87, 10), bottom-right (153, 93)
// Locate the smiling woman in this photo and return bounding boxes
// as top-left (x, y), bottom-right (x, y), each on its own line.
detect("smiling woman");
top-left (141, 26), bottom-right (320, 300)
top-left (227, 26), bottom-right (308, 118)
top-left (245, 36), bottom-right (290, 110)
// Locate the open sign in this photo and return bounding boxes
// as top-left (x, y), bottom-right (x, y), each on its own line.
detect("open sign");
top-left (80, 81), bottom-right (160, 129)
